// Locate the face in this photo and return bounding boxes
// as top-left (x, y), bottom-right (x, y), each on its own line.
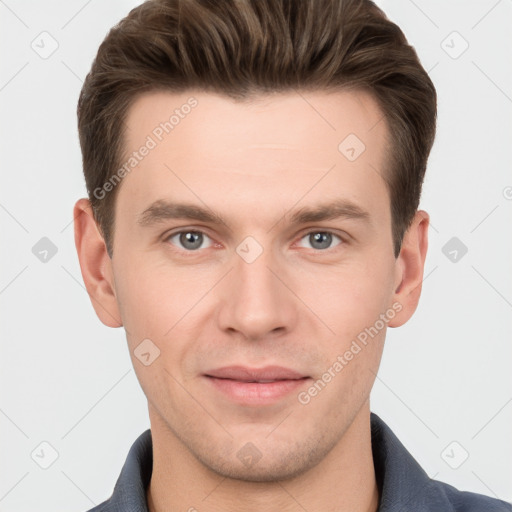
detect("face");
top-left (93, 89), bottom-right (412, 481)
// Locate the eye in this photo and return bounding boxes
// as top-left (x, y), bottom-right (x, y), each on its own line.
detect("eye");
top-left (297, 231), bottom-right (343, 251)
top-left (166, 230), bottom-right (213, 251)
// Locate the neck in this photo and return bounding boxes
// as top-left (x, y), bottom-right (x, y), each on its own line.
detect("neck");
top-left (147, 405), bottom-right (379, 512)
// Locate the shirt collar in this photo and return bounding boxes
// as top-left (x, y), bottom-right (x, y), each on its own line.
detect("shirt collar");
top-left (370, 413), bottom-right (445, 511)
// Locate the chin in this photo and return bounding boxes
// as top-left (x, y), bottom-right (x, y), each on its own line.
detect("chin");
top-left (193, 436), bottom-right (331, 483)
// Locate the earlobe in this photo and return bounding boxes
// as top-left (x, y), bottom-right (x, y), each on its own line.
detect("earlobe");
top-left (73, 198), bottom-right (123, 328)
top-left (387, 210), bottom-right (429, 328)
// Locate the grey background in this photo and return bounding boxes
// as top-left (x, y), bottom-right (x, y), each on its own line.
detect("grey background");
top-left (1, 0), bottom-right (511, 510)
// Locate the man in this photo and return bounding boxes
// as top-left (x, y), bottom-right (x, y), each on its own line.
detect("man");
top-left (73, 0), bottom-right (511, 510)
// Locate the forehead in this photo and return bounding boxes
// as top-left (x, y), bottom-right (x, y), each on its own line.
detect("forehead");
top-left (123, 88), bottom-right (387, 153)
top-left (117, 88), bottom-right (391, 228)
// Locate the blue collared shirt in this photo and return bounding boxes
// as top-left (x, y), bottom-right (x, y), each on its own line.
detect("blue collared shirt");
top-left (86, 413), bottom-right (511, 511)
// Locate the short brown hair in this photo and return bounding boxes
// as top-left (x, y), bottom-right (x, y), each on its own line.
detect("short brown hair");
top-left (77, 0), bottom-right (436, 258)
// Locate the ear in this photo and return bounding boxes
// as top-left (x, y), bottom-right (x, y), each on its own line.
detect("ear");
top-left (387, 210), bottom-right (429, 328)
top-left (73, 198), bottom-right (122, 328)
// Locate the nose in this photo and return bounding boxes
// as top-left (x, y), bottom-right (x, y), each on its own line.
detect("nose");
top-left (216, 241), bottom-right (298, 341)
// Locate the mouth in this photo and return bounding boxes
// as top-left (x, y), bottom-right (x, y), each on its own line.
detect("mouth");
top-left (203, 366), bottom-right (311, 405)
top-left (217, 379), bottom-right (296, 383)
top-left (204, 365), bottom-right (308, 381)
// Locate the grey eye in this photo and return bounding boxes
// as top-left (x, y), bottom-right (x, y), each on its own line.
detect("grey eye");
top-left (298, 232), bottom-right (342, 250)
top-left (168, 231), bottom-right (212, 251)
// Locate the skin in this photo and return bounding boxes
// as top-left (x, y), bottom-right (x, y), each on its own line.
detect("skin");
top-left (74, 89), bottom-right (428, 512)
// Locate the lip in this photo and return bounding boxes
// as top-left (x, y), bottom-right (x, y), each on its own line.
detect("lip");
top-left (204, 365), bottom-right (307, 381)
top-left (203, 365), bottom-right (310, 405)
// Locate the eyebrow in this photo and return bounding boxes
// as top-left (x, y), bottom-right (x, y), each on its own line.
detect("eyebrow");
top-left (137, 198), bottom-right (371, 229)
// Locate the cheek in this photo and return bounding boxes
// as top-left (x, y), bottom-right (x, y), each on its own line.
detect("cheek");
top-left (298, 263), bottom-right (390, 413)
top-left (114, 258), bottom-right (218, 359)
top-left (113, 260), bottom-right (179, 341)
top-left (112, 263), bottom-right (192, 398)
top-left (294, 256), bottom-right (395, 340)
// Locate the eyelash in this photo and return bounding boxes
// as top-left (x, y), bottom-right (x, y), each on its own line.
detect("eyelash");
top-left (163, 228), bottom-right (346, 253)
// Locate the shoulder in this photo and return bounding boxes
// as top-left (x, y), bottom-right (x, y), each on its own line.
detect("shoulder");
top-left (427, 478), bottom-right (512, 512)
top-left (370, 413), bottom-right (511, 512)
